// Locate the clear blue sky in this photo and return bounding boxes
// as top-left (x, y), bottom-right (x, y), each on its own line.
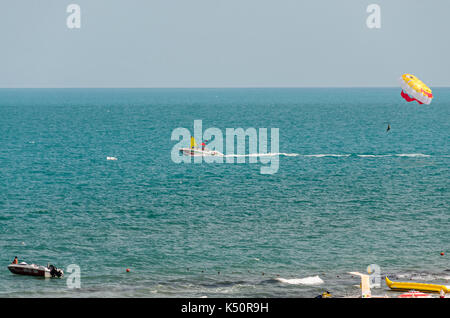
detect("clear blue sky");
top-left (1, 0), bottom-right (449, 87)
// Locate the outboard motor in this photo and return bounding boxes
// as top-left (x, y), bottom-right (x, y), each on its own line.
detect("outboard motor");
top-left (48, 265), bottom-right (64, 278)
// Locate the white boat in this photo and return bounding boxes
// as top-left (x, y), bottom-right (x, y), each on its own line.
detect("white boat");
top-left (179, 137), bottom-right (223, 157)
top-left (7, 262), bottom-right (63, 278)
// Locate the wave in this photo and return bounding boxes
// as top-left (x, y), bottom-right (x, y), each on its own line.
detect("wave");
top-left (395, 272), bottom-right (450, 281)
top-left (276, 275), bottom-right (324, 286)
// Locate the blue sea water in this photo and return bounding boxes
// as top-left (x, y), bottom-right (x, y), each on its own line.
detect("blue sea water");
top-left (0, 88), bottom-right (448, 297)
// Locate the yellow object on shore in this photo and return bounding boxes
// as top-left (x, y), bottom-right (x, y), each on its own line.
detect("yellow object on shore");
top-left (321, 291), bottom-right (332, 298)
top-left (385, 277), bottom-right (449, 293)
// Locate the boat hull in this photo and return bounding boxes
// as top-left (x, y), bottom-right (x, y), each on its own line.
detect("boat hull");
top-left (8, 264), bottom-right (51, 278)
top-left (179, 148), bottom-right (223, 156)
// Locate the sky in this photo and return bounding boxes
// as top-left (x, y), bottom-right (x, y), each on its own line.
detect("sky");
top-left (0, 0), bottom-right (449, 87)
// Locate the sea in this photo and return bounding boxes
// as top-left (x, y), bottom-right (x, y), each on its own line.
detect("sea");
top-left (0, 88), bottom-right (448, 297)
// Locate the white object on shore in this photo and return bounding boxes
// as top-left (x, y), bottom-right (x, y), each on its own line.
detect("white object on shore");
top-left (107, 156), bottom-right (118, 161)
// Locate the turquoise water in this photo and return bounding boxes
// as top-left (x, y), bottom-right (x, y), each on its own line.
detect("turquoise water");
top-left (0, 88), bottom-right (449, 297)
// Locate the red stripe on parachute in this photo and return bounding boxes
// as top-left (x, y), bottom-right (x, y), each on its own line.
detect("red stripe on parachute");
top-left (401, 90), bottom-right (423, 105)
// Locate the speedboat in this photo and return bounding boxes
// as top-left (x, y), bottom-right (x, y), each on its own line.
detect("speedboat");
top-left (179, 148), bottom-right (223, 156)
top-left (179, 137), bottom-right (223, 157)
top-left (8, 262), bottom-right (64, 278)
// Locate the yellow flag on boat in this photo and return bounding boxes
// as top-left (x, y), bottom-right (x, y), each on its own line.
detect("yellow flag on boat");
top-left (190, 136), bottom-right (198, 149)
top-left (399, 74), bottom-right (433, 105)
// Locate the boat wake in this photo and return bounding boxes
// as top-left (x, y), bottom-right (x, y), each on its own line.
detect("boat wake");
top-left (179, 139), bottom-right (434, 160)
top-left (224, 153), bottom-right (433, 158)
top-left (218, 153), bottom-right (432, 158)
top-left (304, 154), bottom-right (350, 158)
top-left (357, 154), bottom-right (390, 158)
top-left (393, 153), bottom-right (431, 157)
top-left (223, 153), bottom-right (299, 158)
top-left (302, 153), bottom-right (432, 158)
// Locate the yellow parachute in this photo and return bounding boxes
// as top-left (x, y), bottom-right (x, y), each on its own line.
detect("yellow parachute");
top-left (399, 74), bottom-right (433, 105)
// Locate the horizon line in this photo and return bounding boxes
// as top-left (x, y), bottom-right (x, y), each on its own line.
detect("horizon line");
top-left (1, 85), bottom-right (449, 89)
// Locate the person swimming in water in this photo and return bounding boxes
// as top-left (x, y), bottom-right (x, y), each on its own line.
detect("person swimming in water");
top-left (386, 124), bottom-right (391, 132)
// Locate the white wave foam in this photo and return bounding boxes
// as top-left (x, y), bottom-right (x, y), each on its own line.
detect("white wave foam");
top-left (409, 274), bottom-right (437, 281)
top-left (396, 273), bottom-right (449, 281)
top-left (276, 275), bottom-right (324, 285)
top-left (223, 153), bottom-right (299, 157)
top-left (357, 154), bottom-right (391, 158)
top-left (201, 152), bottom-right (432, 159)
top-left (303, 154), bottom-right (350, 158)
top-left (395, 153), bottom-right (430, 157)
top-left (357, 154), bottom-right (431, 158)
top-left (306, 153), bottom-right (431, 158)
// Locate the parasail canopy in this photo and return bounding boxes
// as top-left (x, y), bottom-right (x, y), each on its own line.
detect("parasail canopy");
top-left (399, 74), bottom-right (433, 105)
